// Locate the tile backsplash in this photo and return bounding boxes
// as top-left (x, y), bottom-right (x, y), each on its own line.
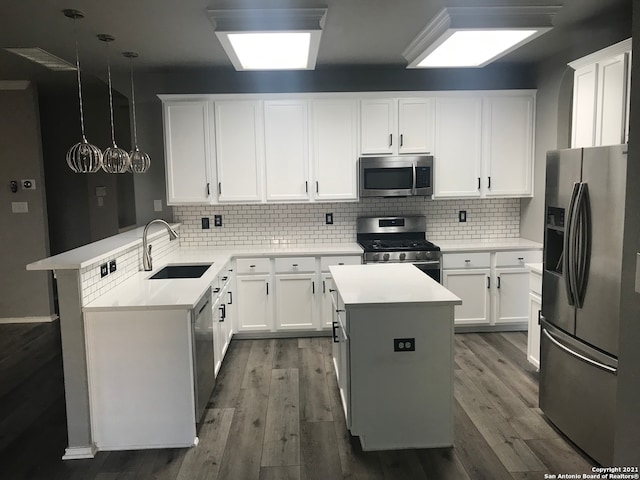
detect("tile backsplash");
top-left (174, 197), bottom-right (520, 247)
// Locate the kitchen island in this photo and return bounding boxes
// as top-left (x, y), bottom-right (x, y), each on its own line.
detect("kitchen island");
top-left (329, 263), bottom-right (461, 451)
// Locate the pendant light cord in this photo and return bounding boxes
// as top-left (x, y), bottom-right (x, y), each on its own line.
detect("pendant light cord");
top-left (106, 41), bottom-right (116, 146)
top-left (129, 58), bottom-right (139, 148)
top-left (73, 17), bottom-right (87, 141)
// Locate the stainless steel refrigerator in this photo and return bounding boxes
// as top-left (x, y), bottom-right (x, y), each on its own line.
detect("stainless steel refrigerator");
top-left (540, 145), bottom-right (627, 466)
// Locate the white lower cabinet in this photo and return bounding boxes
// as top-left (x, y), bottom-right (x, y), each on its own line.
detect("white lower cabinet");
top-left (527, 267), bottom-right (542, 369)
top-left (236, 274), bottom-right (272, 332)
top-left (443, 249), bottom-right (541, 329)
top-left (320, 273), bottom-right (334, 329)
top-left (442, 269), bottom-right (491, 326)
top-left (275, 274), bottom-right (317, 330)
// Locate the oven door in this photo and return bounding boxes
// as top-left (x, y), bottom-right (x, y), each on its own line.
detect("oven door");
top-left (412, 260), bottom-right (441, 283)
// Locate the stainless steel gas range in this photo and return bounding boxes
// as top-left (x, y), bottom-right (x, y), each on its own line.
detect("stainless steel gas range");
top-left (356, 216), bottom-right (441, 283)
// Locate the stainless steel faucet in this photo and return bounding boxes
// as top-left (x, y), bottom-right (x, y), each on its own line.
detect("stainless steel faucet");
top-left (142, 219), bottom-right (179, 271)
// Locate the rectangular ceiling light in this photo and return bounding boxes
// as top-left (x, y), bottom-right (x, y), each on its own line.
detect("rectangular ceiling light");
top-left (208, 8), bottom-right (326, 71)
top-left (418, 29), bottom-right (540, 68)
top-left (403, 6), bottom-right (559, 69)
top-left (4, 47), bottom-right (76, 71)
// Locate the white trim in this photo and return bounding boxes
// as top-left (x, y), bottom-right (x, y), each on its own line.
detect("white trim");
top-left (0, 314), bottom-right (58, 324)
top-left (569, 38), bottom-right (632, 70)
top-left (62, 444), bottom-right (97, 460)
top-left (0, 80), bottom-right (30, 90)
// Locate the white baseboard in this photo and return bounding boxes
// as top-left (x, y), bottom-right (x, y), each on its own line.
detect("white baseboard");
top-left (0, 314), bottom-right (59, 324)
top-left (62, 444), bottom-right (97, 460)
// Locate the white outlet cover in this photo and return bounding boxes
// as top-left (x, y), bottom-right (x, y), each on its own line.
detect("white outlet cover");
top-left (21, 179), bottom-right (36, 190)
top-left (11, 201), bottom-right (28, 213)
top-left (154, 200), bottom-right (163, 212)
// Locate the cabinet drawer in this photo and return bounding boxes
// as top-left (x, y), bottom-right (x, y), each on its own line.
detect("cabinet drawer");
top-left (495, 250), bottom-right (542, 267)
top-left (275, 256), bottom-right (316, 273)
top-left (442, 252), bottom-right (490, 269)
top-left (530, 270), bottom-right (542, 296)
top-left (320, 255), bottom-right (361, 271)
top-left (236, 258), bottom-right (270, 274)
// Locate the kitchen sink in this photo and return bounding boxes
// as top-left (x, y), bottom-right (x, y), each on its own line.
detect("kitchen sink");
top-left (149, 264), bottom-right (212, 279)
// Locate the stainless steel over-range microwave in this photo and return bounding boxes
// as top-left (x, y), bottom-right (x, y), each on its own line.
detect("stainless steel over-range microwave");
top-left (359, 156), bottom-right (433, 198)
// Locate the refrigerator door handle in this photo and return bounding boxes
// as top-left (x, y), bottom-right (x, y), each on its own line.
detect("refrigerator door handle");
top-left (564, 182), bottom-right (580, 306)
top-left (542, 328), bottom-right (617, 374)
top-left (574, 182), bottom-right (591, 308)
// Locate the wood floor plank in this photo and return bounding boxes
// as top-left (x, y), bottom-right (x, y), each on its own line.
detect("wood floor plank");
top-left (379, 449), bottom-right (428, 480)
top-left (176, 408), bottom-right (234, 480)
top-left (299, 347), bottom-right (333, 422)
top-left (453, 398), bottom-right (513, 480)
top-left (482, 333), bottom-right (538, 381)
top-left (241, 339), bottom-right (276, 395)
top-left (259, 465), bottom-right (301, 480)
top-left (273, 338), bottom-right (301, 369)
top-left (210, 339), bottom-right (252, 408)
top-left (261, 369), bottom-right (300, 467)
top-left (300, 421), bottom-right (343, 480)
top-left (416, 448), bottom-right (471, 480)
top-left (525, 438), bottom-right (593, 474)
top-left (454, 370), bottom-right (546, 473)
top-left (499, 332), bottom-right (528, 356)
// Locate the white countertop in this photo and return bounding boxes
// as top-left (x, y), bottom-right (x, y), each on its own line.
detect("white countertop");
top-left (438, 238), bottom-right (542, 253)
top-left (83, 243), bottom-right (363, 312)
top-left (526, 262), bottom-right (543, 274)
top-left (26, 223), bottom-right (181, 271)
top-left (329, 264), bottom-right (462, 306)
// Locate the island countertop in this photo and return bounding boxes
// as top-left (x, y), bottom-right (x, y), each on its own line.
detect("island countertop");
top-left (329, 263), bottom-right (462, 306)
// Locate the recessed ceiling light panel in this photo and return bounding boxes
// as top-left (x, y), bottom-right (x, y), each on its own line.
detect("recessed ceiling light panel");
top-left (227, 32), bottom-right (311, 70)
top-left (403, 6), bottom-right (560, 69)
top-left (4, 47), bottom-right (76, 71)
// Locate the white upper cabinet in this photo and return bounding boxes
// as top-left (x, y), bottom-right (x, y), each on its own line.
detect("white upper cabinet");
top-left (163, 100), bottom-right (212, 204)
top-left (433, 97), bottom-right (482, 198)
top-left (214, 100), bottom-right (264, 202)
top-left (570, 38), bottom-right (631, 147)
top-left (482, 95), bottom-right (534, 197)
top-left (397, 98), bottom-right (435, 154)
top-left (360, 98), bottom-right (434, 155)
top-left (310, 99), bottom-right (359, 201)
top-left (264, 100), bottom-right (310, 201)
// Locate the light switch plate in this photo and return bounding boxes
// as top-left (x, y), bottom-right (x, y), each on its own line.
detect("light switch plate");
top-left (154, 199), bottom-right (163, 212)
top-left (11, 201), bottom-right (28, 213)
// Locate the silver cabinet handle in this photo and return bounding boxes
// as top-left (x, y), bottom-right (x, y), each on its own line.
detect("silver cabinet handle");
top-left (542, 329), bottom-right (616, 373)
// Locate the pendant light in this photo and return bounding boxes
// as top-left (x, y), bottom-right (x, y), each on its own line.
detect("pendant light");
top-left (63, 9), bottom-right (103, 173)
top-left (98, 34), bottom-right (131, 173)
top-left (123, 51), bottom-right (151, 173)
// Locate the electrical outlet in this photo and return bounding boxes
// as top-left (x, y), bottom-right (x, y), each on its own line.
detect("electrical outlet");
top-left (325, 213), bottom-right (333, 225)
top-left (394, 338), bottom-right (415, 352)
top-left (22, 179), bottom-right (36, 190)
top-left (100, 263), bottom-right (108, 278)
top-left (202, 217), bottom-right (210, 229)
top-left (214, 215), bottom-right (222, 227)
top-left (458, 210), bottom-right (467, 222)
top-left (109, 260), bottom-right (117, 273)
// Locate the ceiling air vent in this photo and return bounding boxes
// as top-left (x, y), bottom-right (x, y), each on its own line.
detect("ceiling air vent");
top-left (4, 47), bottom-right (76, 71)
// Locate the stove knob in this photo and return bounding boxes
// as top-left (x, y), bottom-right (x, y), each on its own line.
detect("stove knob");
top-left (372, 253), bottom-right (380, 262)
top-left (399, 252), bottom-right (406, 261)
top-left (383, 253), bottom-right (390, 261)
top-left (416, 251), bottom-right (425, 260)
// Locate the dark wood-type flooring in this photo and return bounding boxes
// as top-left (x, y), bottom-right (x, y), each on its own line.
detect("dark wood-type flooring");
top-left (0, 321), bottom-right (594, 479)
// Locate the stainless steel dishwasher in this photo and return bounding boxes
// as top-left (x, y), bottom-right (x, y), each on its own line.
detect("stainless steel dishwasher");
top-left (192, 290), bottom-right (214, 424)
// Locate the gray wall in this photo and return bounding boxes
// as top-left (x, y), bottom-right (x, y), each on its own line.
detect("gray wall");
top-left (614, 11), bottom-right (640, 464)
top-left (0, 83), bottom-right (54, 318)
top-left (519, 6), bottom-right (632, 242)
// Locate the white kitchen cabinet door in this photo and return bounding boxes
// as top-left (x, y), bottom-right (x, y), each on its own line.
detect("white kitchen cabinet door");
top-left (397, 98), bottom-right (435, 155)
top-left (571, 64), bottom-right (598, 148)
top-left (483, 95), bottom-right (534, 197)
top-left (214, 100), bottom-right (264, 202)
top-left (236, 275), bottom-right (272, 332)
top-left (212, 296), bottom-right (223, 376)
top-left (595, 53), bottom-right (628, 146)
top-left (320, 273), bottom-right (334, 329)
top-left (528, 292), bottom-right (542, 369)
top-left (264, 100), bottom-right (310, 201)
top-left (275, 274), bottom-right (317, 330)
top-left (163, 100), bottom-right (212, 204)
top-left (443, 269), bottom-right (490, 326)
top-left (433, 97), bottom-right (482, 198)
top-left (494, 268), bottom-right (530, 325)
top-left (360, 99), bottom-right (396, 155)
top-left (310, 99), bottom-right (358, 201)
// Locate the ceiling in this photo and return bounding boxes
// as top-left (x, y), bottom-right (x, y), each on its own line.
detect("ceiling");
top-left (0, 0), bottom-right (632, 95)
